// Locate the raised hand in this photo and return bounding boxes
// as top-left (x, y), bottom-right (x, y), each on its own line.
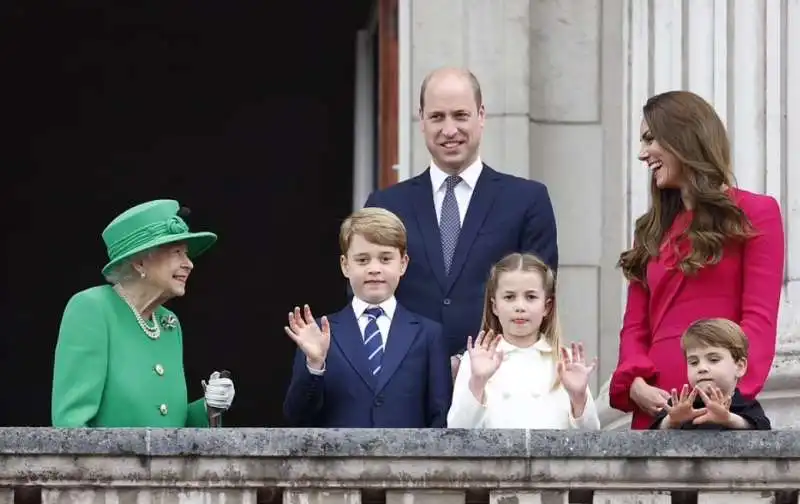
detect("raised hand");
top-left (284, 305), bottom-right (330, 368)
top-left (467, 330), bottom-right (504, 383)
top-left (557, 342), bottom-right (597, 397)
top-left (663, 384), bottom-right (705, 427)
top-left (693, 385), bottom-right (732, 425)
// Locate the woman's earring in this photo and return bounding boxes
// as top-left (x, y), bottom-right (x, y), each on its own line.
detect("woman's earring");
top-left (140, 270), bottom-right (146, 279)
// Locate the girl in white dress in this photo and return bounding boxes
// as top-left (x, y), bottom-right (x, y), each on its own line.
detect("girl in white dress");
top-left (447, 253), bottom-right (601, 429)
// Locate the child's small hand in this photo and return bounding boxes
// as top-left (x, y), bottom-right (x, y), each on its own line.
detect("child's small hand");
top-left (693, 385), bottom-right (732, 425)
top-left (467, 330), bottom-right (503, 383)
top-left (557, 342), bottom-right (597, 397)
top-left (663, 384), bottom-right (705, 426)
top-left (284, 305), bottom-right (330, 369)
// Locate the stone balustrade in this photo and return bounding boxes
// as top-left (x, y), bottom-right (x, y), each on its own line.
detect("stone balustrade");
top-left (1, 428), bottom-right (799, 504)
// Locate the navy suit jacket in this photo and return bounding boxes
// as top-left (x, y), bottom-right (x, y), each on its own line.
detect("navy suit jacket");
top-left (364, 165), bottom-right (558, 356)
top-left (283, 303), bottom-right (452, 428)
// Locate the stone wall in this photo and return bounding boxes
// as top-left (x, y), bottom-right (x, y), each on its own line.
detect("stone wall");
top-left (1, 428), bottom-right (800, 503)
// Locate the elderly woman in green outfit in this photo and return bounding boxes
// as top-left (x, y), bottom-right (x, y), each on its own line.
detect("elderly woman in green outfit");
top-left (51, 199), bottom-right (235, 427)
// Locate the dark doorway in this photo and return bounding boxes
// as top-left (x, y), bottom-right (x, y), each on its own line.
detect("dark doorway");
top-left (1, 1), bottom-right (373, 427)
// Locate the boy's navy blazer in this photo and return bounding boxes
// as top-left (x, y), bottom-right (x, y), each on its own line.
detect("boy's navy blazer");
top-left (364, 164), bottom-right (558, 355)
top-left (283, 302), bottom-right (452, 428)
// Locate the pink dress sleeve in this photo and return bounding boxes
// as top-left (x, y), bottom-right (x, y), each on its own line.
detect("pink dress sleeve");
top-left (609, 280), bottom-right (657, 412)
top-left (737, 195), bottom-right (784, 399)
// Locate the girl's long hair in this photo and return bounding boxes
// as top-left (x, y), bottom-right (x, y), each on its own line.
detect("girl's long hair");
top-left (618, 91), bottom-right (752, 285)
top-left (480, 252), bottom-right (563, 389)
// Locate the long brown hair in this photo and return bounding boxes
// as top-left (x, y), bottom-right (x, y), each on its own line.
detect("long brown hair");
top-left (480, 253), bottom-right (562, 388)
top-left (618, 91), bottom-right (752, 284)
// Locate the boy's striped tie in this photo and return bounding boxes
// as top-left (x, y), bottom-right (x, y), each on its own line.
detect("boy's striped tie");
top-left (363, 307), bottom-right (385, 376)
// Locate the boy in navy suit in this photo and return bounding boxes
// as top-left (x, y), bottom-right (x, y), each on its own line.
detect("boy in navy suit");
top-left (283, 207), bottom-right (453, 427)
top-left (650, 318), bottom-right (770, 431)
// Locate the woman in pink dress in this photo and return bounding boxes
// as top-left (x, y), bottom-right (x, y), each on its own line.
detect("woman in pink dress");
top-left (609, 90), bottom-right (784, 429)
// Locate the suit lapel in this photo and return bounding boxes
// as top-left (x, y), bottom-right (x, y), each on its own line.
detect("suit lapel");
top-left (330, 307), bottom-right (376, 390)
top-left (411, 171), bottom-right (448, 292)
top-left (375, 304), bottom-right (421, 394)
top-left (446, 165), bottom-right (502, 292)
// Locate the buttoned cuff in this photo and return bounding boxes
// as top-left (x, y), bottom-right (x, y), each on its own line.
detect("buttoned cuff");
top-left (447, 383), bottom-right (488, 428)
top-left (306, 360), bottom-right (326, 375)
top-left (567, 389), bottom-right (601, 430)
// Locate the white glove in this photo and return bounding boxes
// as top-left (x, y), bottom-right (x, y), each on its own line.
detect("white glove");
top-left (202, 371), bottom-right (235, 410)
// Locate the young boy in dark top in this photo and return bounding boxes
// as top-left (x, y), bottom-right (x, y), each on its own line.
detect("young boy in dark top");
top-left (651, 318), bottom-right (771, 430)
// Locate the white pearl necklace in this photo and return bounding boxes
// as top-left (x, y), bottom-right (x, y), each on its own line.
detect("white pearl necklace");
top-left (115, 286), bottom-right (161, 340)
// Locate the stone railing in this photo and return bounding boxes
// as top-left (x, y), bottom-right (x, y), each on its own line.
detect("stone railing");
top-left (1, 428), bottom-right (799, 504)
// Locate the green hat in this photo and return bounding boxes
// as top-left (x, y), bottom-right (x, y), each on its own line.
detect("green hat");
top-left (101, 199), bottom-right (217, 276)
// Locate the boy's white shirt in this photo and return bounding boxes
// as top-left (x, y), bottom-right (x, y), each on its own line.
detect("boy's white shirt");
top-left (447, 337), bottom-right (601, 430)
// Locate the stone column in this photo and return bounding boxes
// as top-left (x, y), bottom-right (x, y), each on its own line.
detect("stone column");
top-left (408, 0), bottom-right (532, 179)
top-left (528, 0), bottom-right (608, 393)
top-left (527, 0), bottom-right (631, 393)
top-left (596, 0), bottom-right (800, 429)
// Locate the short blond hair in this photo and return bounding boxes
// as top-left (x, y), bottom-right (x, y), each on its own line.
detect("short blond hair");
top-left (681, 318), bottom-right (749, 362)
top-left (339, 207), bottom-right (407, 256)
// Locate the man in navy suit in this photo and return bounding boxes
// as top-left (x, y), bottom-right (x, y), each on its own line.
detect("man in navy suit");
top-left (364, 67), bottom-right (558, 366)
top-left (283, 207), bottom-right (452, 427)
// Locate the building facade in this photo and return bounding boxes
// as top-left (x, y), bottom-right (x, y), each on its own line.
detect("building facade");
top-left (380, 0), bottom-right (799, 427)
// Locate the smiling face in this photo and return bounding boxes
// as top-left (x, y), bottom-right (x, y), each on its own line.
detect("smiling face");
top-left (639, 119), bottom-right (684, 190)
top-left (340, 234), bottom-right (408, 305)
top-left (686, 345), bottom-right (746, 396)
top-left (419, 70), bottom-right (485, 174)
top-left (490, 269), bottom-right (550, 346)
top-left (136, 242), bottom-right (193, 298)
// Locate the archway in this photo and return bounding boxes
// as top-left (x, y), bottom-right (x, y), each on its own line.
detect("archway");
top-left (1, 0), bottom-right (377, 427)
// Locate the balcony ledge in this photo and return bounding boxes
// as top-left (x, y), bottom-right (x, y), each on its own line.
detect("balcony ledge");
top-left (1, 427), bottom-right (797, 459)
top-left (0, 427), bottom-right (798, 493)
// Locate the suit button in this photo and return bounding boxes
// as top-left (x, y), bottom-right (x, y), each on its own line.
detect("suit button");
top-left (374, 397), bottom-right (384, 406)
top-left (154, 364), bottom-right (164, 376)
top-left (443, 299), bottom-right (451, 305)
top-left (159, 404), bottom-right (168, 415)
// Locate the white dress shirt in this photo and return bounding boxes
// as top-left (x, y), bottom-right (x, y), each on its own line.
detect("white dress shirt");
top-left (306, 296), bottom-right (397, 375)
top-left (429, 158), bottom-right (483, 225)
top-left (350, 295), bottom-right (396, 347)
top-left (447, 338), bottom-right (601, 429)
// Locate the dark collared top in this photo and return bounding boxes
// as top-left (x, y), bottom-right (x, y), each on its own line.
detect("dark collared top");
top-left (649, 388), bottom-right (771, 430)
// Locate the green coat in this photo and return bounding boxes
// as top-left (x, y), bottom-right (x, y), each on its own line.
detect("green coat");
top-left (51, 285), bottom-right (209, 427)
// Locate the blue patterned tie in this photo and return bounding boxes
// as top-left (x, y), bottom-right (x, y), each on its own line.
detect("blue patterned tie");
top-left (440, 175), bottom-right (462, 274)
top-left (363, 307), bottom-right (385, 376)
